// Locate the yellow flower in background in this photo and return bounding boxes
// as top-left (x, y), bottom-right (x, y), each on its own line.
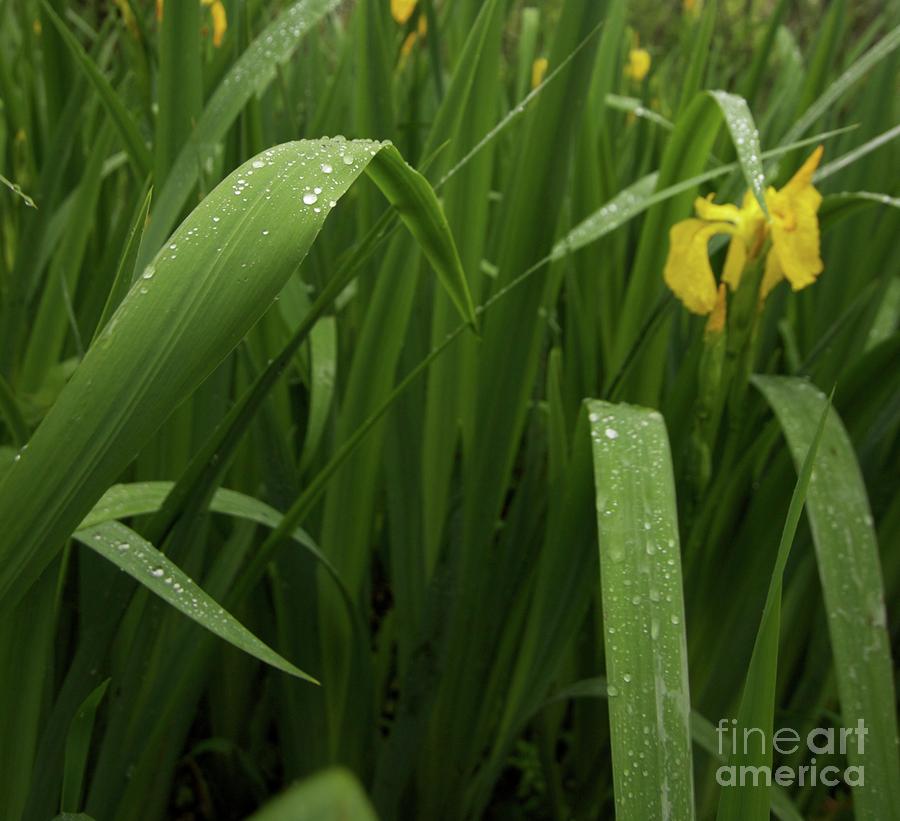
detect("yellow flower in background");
top-left (392, 0), bottom-right (418, 25)
top-left (201, 0), bottom-right (228, 48)
top-left (663, 146), bottom-right (824, 315)
top-left (624, 47), bottom-right (651, 82)
top-left (683, 0), bottom-right (703, 18)
top-left (531, 57), bottom-right (548, 89)
top-left (157, 0), bottom-right (227, 47)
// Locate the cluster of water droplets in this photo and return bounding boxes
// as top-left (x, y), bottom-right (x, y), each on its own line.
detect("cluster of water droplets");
top-left (127, 138), bottom-right (382, 306)
top-left (710, 90), bottom-right (767, 209)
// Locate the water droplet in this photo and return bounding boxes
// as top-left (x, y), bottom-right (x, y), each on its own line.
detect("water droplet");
top-left (605, 428), bottom-right (618, 439)
top-left (262, 229), bottom-right (270, 236)
top-left (252, 160), bottom-right (265, 169)
top-left (303, 192), bottom-right (318, 205)
top-left (670, 614), bottom-right (681, 625)
top-left (150, 567), bottom-right (164, 578)
top-left (321, 163), bottom-right (333, 173)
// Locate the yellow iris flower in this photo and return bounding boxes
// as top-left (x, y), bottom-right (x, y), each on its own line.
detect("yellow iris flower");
top-left (625, 47), bottom-right (651, 82)
top-left (663, 146), bottom-right (824, 315)
top-left (201, 0), bottom-right (227, 48)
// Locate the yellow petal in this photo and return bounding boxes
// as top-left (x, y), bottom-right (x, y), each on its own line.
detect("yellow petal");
top-left (765, 148), bottom-right (824, 291)
top-left (206, 0), bottom-right (227, 47)
top-left (694, 194), bottom-right (742, 225)
top-left (721, 235), bottom-right (747, 290)
top-left (781, 145), bottom-right (824, 199)
top-left (392, 0), bottom-right (418, 25)
top-left (156, 0), bottom-right (164, 21)
top-left (532, 57), bottom-right (548, 89)
top-left (663, 219), bottom-right (734, 315)
top-left (624, 48), bottom-right (651, 82)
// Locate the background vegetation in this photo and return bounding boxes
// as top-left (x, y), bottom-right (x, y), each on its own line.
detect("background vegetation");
top-left (0, 0), bottom-right (897, 819)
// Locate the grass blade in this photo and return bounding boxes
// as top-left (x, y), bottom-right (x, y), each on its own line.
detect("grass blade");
top-left (715, 392), bottom-right (831, 821)
top-left (74, 520), bottom-right (315, 682)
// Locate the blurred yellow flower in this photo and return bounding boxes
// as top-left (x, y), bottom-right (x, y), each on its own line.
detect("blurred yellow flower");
top-left (201, 0), bottom-right (227, 47)
top-left (683, 0), bottom-right (703, 18)
top-left (156, 0), bottom-right (227, 47)
top-left (663, 146), bottom-right (824, 314)
top-left (531, 57), bottom-right (548, 89)
top-left (625, 47), bottom-right (651, 82)
top-left (392, 0), bottom-right (418, 25)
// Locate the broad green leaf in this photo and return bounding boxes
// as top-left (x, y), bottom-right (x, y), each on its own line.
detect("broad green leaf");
top-left (0, 138), bottom-right (473, 610)
top-left (716, 393), bottom-right (830, 821)
top-left (74, 520), bottom-right (315, 682)
top-left (587, 400), bottom-right (694, 821)
top-left (247, 769), bottom-right (378, 821)
top-left (753, 376), bottom-right (900, 820)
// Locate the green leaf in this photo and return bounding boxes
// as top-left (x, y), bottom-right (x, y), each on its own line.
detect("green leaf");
top-left (587, 400), bottom-right (695, 821)
top-left (753, 376), bottom-right (900, 820)
top-left (708, 90), bottom-right (768, 215)
top-left (365, 144), bottom-right (477, 330)
top-left (716, 391), bottom-right (830, 821)
top-left (74, 520), bottom-right (315, 682)
top-left (0, 138), bottom-right (379, 608)
top-left (247, 769), bottom-right (378, 821)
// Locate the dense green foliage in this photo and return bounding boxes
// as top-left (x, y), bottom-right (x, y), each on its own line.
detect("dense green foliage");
top-left (0, 0), bottom-right (898, 819)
